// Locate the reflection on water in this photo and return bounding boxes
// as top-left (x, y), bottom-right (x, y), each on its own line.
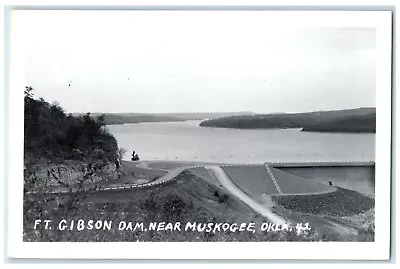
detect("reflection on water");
top-left (107, 120), bottom-right (375, 164)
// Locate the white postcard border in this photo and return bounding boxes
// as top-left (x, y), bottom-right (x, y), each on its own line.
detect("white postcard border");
top-left (6, 9), bottom-right (392, 260)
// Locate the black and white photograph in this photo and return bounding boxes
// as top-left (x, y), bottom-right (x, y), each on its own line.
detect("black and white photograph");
top-left (6, 8), bottom-right (392, 260)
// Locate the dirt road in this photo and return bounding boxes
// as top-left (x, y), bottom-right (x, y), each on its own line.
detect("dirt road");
top-left (205, 165), bottom-right (288, 225)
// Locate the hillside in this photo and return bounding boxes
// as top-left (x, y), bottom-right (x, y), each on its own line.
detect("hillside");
top-left (24, 171), bottom-right (271, 242)
top-left (24, 87), bottom-right (120, 160)
top-left (24, 87), bottom-right (123, 192)
top-left (302, 113), bottom-right (376, 133)
top-left (23, 169), bottom-right (374, 242)
top-left (102, 114), bottom-right (185, 125)
top-left (199, 107), bottom-right (376, 133)
top-left (151, 112), bottom-right (256, 120)
top-left (73, 112), bottom-right (255, 125)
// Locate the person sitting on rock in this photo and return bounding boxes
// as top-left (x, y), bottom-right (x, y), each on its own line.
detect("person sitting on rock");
top-left (131, 150), bottom-right (140, 161)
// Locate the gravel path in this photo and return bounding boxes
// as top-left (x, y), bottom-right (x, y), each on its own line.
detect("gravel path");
top-left (205, 165), bottom-right (287, 225)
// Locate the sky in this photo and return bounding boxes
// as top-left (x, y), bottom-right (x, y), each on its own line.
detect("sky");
top-left (20, 10), bottom-right (377, 114)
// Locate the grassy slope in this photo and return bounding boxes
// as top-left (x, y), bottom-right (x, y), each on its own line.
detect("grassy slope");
top-left (24, 169), bottom-right (375, 242)
top-left (24, 171), bottom-right (273, 242)
top-left (194, 167), bottom-right (375, 241)
top-left (199, 107), bottom-right (376, 133)
top-left (222, 166), bottom-right (280, 200)
top-left (120, 161), bottom-right (166, 184)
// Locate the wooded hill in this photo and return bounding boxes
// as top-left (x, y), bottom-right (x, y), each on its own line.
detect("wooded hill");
top-left (73, 112), bottom-right (255, 125)
top-left (199, 107), bottom-right (376, 133)
top-left (24, 87), bottom-right (120, 162)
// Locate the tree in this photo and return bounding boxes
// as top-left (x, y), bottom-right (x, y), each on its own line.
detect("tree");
top-left (97, 114), bottom-right (106, 126)
top-left (24, 86), bottom-right (34, 99)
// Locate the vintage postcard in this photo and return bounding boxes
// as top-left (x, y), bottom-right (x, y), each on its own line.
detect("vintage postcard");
top-left (6, 9), bottom-right (392, 260)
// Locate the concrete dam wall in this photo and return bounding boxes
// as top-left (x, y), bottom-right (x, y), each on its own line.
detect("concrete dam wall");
top-left (276, 165), bottom-right (375, 195)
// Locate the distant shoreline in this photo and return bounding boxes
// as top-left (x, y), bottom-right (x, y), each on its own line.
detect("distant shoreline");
top-left (77, 112), bottom-right (255, 125)
top-left (77, 108), bottom-right (376, 133)
top-left (199, 107), bottom-right (376, 133)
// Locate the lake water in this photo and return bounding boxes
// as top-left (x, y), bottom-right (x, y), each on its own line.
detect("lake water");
top-left (107, 120), bottom-right (375, 164)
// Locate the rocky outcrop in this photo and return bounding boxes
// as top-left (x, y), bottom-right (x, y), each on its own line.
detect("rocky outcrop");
top-left (24, 159), bottom-right (123, 192)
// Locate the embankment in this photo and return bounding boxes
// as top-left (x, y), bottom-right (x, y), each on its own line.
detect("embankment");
top-left (274, 164), bottom-right (374, 195)
top-left (24, 159), bottom-right (122, 192)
